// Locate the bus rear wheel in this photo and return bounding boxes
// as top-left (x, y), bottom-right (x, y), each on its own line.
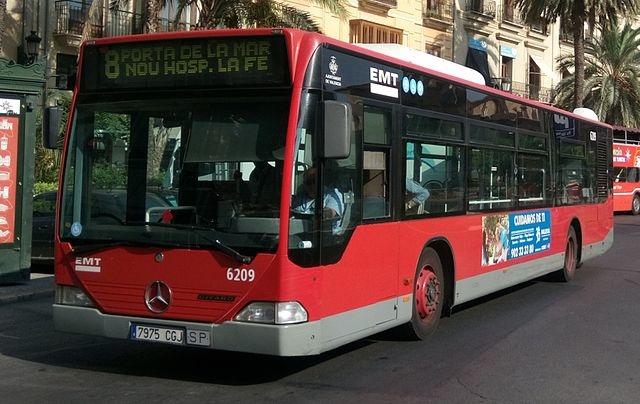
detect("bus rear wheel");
top-left (558, 227), bottom-right (578, 282)
top-left (410, 248), bottom-right (444, 339)
top-left (632, 194), bottom-right (640, 215)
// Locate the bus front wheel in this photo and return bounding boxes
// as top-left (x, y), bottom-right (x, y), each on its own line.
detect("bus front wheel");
top-left (558, 227), bottom-right (578, 282)
top-left (410, 248), bottom-right (444, 339)
top-left (632, 194), bottom-right (640, 215)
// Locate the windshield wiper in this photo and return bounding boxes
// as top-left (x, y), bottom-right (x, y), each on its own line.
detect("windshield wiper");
top-left (70, 238), bottom-right (186, 255)
top-left (127, 222), bottom-right (252, 264)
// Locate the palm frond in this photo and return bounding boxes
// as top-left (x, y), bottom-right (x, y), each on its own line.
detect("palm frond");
top-left (555, 20), bottom-right (640, 126)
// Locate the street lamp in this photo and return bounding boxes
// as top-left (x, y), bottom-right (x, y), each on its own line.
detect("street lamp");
top-left (24, 30), bottom-right (42, 65)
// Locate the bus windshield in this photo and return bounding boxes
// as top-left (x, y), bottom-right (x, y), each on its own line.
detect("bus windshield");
top-left (60, 94), bottom-right (290, 253)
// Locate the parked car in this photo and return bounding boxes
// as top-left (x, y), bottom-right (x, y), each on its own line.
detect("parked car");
top-left (31, 189), bottom-right (175, 265)
top-left (32, 191), bottom-right (57, 264)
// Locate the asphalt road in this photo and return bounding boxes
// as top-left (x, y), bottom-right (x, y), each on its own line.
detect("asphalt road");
top-left (2, 217), bottom-right (640, 402)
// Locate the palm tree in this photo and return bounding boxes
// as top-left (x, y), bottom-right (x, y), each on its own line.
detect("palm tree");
top-left (145, 0), bottom-right (164, 32)
top-left (169, 0), bottom-right (347, 32)
top-left (141, 0), bottom-right (348, 33)
top-left (515, 0), bottom-right (640, 109)
top-left (553, 22), bottom-right (640, 127)
top-left (0, 0), bottom-right (6, 53)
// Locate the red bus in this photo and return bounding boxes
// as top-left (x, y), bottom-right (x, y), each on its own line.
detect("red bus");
top-left (50, 29), bottom-right (613, 356)
top-left (612, 127), bottom-right (640, 214)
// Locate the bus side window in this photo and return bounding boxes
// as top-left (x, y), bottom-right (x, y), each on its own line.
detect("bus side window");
top-left (628, 168), bottom-right (638, 183)
top-left (557, 141), bottom-right (589, 205)
top-left (467, 147), bottom-right (515, 211)
top-left (517, 153), bottom-right (549, 207)
top-left (362, 106), bottom-right (391, 220)
top-left (404, 141), bottom-right (464, 215)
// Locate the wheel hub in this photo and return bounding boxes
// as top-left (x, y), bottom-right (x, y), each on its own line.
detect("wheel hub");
top-left (415, 266), bottom-right (440, 322)
top-left (565, 238), bottom-right (576, 273)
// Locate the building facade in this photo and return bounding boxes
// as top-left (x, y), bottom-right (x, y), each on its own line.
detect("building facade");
top-left (288, 0), bottom-right (564, 103)
top-left (1, 0), bottom-right (578, 104)
top-left (0, 0), bottom-right (198, 104)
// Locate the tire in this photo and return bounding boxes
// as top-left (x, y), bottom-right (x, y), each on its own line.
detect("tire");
top-left (632, 194), bottom-right (640, 215)
top-left (558, 227), bottom-right (578, 282)
top-left (410, 247), bottom-right (445, 339)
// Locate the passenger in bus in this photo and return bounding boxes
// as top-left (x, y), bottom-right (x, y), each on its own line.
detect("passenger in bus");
top-left (405, 179), bottom-right (430, 213)
top-left (292, 168), bottom-right (345, 234)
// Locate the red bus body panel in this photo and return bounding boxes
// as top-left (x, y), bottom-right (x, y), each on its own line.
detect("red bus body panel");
top-left (613, 142), bottom-right (640, 212)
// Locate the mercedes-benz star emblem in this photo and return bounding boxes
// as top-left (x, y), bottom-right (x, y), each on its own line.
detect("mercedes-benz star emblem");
top-left (145, 281), bottom-right (172, 313)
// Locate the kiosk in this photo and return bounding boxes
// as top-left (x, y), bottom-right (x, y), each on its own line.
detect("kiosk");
top-left (0, 58), bottom-right (45, 283)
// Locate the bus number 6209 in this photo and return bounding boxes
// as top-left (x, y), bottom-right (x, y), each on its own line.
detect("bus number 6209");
top-left (226, 268), bottom-right (255, 282)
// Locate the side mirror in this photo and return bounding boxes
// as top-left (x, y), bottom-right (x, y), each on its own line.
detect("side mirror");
top-left (43, 106), bottom-right (62, 149)
top-left (322, 100), bottom-right (352, 159)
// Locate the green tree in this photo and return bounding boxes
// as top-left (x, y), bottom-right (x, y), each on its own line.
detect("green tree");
top-left (0, 0), bottom-right (6, 53)
top-left (83, 0), bottom-right (348, 38)
top-left (554, 22), bottom-right (640, 126)
top-left (515, 0), bottom-right (640, 109)
top-left (170, 0), bottom-right (347, 32)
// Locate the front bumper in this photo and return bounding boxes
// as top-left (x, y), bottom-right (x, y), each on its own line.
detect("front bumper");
top-left (53, 304), bottom-right (322, 356)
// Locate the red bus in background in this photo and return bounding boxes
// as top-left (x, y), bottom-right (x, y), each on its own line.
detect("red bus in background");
top-left (613, 127), bottom-right (640, 214)
top-left (50, 29), bottom-right (613, 356)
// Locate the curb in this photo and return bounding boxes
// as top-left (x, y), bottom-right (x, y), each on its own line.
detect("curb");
top-left (0, 277), bottom-right (55, 306)
top-left (0, 289), bottom-right (55, 306)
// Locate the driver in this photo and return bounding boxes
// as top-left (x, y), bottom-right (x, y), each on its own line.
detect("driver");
top-left (405, 178), bottom-right (430, 211)
top-left (292, 168), bottom-right (345, 234)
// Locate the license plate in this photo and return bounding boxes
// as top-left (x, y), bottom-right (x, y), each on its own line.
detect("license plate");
top-left (130, 324), bottom-right (184, 345)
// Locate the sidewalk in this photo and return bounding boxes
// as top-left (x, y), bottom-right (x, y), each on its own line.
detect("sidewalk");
top-left (0, 273), bottom-right (55, 305)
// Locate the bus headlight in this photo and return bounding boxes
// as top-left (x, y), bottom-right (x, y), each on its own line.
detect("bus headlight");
top-left (55, 285), bottom-right (94, 307)
top-left (276, 302), bottom-right (308, 324)
top-left (235, 301), bottom-right (307, 324)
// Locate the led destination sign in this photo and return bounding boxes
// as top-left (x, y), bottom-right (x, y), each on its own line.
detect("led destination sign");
top-left (81, 36), bottom-right (289, 91)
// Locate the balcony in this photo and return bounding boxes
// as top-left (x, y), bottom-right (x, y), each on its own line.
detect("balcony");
top-left (501, 6), bottom-right (524, 25)
top-left (54, 0), bottom-right (193, 40)
top-left (54, 0), bottom-right (143, 38)
top-left (54, 0), bottom-right (100, 38)
top-left (465, 0), bottom-right (496, 18)
top-left (155, 17), bottom-right (198, 32)
top-left (102, 9), bottom-right (144, 37)
top-left (423, 0), bottom-right (454, 24)
top-left (529, 21), bottom-right (548, 36)
top-left (560, 30), bottom-right (573, 44)
top-left (350, 20), bottom-right (403, 44)
top-left (358, 0), bottom-right (398, 15)
top-left (491, 78), bottom-right (554, 103)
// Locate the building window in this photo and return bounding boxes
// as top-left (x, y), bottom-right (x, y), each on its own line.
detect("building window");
top-left (56, 53), bottom-right (77, 89)
top-left (425, 43), bottom-right (442, 58)
top-left (349, 20), bottom-right (403, 44)
top-left (529, 57), bottom-right (541, 100)
top-left (501, 56), bottom-right (513, 81)
top-left (499, 56), bottom-right (513, 91)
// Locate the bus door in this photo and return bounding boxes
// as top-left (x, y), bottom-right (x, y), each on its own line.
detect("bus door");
top-left (321, 101), bottom-right (399, 324)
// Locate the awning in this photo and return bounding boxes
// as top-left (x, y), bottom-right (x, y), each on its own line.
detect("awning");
top-left (529, 53), bottom-right (556, 80)
top-left (465, 48), bottom-right (490, 86)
